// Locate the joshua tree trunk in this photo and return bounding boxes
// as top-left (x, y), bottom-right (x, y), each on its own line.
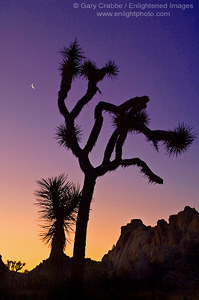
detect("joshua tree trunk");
top-left (70, 174), bottom-right (96, 297)
top-left (50, 220), bottom-right (65, 261)
top-left (49, 221), bottom-right (66, 290)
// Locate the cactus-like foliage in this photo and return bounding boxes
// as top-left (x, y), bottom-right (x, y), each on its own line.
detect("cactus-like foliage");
top-left (80, 59), bottom-right (97, 79)
top-left (113, 109), bottom-right (150, 133)
top-left (60, 40), bottom-right (85, 61)
top-left (59, 40), bottom-right (85, 81)
top-left (163, 123), bottom-right (195, 156)
top-left (104, 60), bottom-right (119, 79)
top-left (56, 123), bottom-right (82, 149)
top-left (35, 175), bottom-right (81, 255)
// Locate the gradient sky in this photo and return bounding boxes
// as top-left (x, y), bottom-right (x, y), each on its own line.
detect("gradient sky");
top-left (0, 0), bottom-right (199, 271)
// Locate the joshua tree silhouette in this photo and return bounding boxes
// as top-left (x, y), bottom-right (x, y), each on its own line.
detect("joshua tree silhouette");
top-left (57, 40), bottom-right (195, 297)
top-left (6, 260), bottom-right (26, 272)
top-left (6, 260), bottom-right (26, 288)
top-left (35, 174), bottom-right (81, 261)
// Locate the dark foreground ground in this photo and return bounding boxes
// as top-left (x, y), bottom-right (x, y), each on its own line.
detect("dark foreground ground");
top-left (0, 288), bottom-right (199, 300)
top-left (1, 255), bottom-right (199, 300)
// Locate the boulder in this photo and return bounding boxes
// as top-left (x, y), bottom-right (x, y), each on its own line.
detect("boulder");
top-left (102, 206), bottom-right (199, 287)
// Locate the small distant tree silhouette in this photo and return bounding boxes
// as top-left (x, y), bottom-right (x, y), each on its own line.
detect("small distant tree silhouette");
top-left (6, 260), bottom-right (26, 272)
top-left (6, 260), bottom-right (26, 288)
top-left (57, 40), bottom-right (195, 297)
top-left (35, 174), bottom-right (81, 261)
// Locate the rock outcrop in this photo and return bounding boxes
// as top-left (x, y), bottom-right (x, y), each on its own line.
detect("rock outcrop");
top-left (0, 255), bottom-right (10, 290)
top-left (102, 206), bottom-right (199, 288)
top-left (0, 255), bottom-right (9, 279)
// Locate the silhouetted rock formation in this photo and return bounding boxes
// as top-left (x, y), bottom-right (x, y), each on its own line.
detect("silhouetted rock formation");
top-left (0, 255), bottom-right (9, 283)
top-left (102, 206), bottom-right (199, 289)
top-left (2, 207), bottom-right (199, 299)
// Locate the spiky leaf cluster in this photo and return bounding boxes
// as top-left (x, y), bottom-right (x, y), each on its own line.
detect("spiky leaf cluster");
top-left (59, 40), bottom-right (85, 80)
top-left (35, 174), bottom-right (81, 247)
top-left (56, 123), bottom-right (82, 148)
top-left (133, 110), bottom-right (150, 127)
top-left (79, 59), bottom-right (119, 82)
top-left (60, 40), bottom-right (85, 61)
top-left (164, 123), bottom-right (195, 156)
top-left (104, 60), bottom-right (119, 79)
top-left (113, 109), bottom-right (150, 133)
top-left (80, 59), bottom-right (97, 79)
top-left (59, 40), bottom-right (119, 85)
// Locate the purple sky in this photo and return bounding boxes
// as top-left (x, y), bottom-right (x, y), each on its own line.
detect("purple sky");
top-left (0, 0), bottom-right (198, 270)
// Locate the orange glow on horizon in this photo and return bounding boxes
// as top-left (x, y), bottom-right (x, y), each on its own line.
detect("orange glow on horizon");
top-left (1, 168), bottom-right (198, 272)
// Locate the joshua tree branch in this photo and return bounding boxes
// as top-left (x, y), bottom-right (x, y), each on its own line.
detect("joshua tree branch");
top-left (114, 158), bottom-right (163, 184)
top-left (84, 101), bottom-right (121, 155)
top-left (84, 96), bottom-right (149, 155)
top-left (99, 96), bottom-right (149, 114)
top-left (83, 102), bottom-right (104, 153)
top-left (57, 92), bottom-right (82, 157)
top-left (58, 71), bottom-right (86, 157)
top-left (66, 120), bottom-right (83, 157)
top-left (115, 131), bottom-right (128, 160)
top-left (93, 97), bottom-right (150, 176)
top-left (84, 117), bottom-right (103, 154)
top-left (94, 129), bottom-right (119, 177)
top-left (131, 124), bottom-right (191, 154)
top-left (132, 124), bottom-right (173, 142)
top-left (83, 99), bottom-right (126, 155)
top-left (120, 158), bottom-right (163, 184)
top-left (119, 96), bottom-right (149, 112)
top-left (103, 129), bottom-right (119, 162)
top-left (58, 91), bottom-right (70, 119)
top-left (96, 96), bottom-right (149, 115)
top-left (71, 81), bottom-right (98, 119)
top-left (96, 156), bottom-right (163, 184)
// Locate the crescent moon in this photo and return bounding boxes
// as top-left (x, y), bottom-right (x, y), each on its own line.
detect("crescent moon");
top-left (31, 84), bottom-right (35, 89)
